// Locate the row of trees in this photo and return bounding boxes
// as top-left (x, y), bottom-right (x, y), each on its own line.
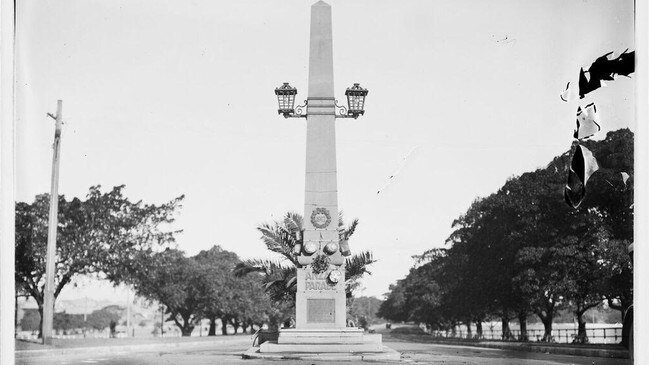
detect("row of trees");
top-left (15, 185), bottom-right (276, 336)
top-left (379, 129), bottom-right (633, 343)
top-left (16, 186), bottom-right (377, 337)
top-left (116, 245), bottom-right (277, 336)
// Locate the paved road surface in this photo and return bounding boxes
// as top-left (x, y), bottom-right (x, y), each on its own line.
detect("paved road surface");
top-left (17, 336), bottom-right (632, 365)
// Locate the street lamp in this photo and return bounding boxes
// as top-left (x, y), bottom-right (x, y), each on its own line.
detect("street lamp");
top-left (274, 82), bottom-right (368, 119)
top-left (274, 82), bottom-right (300, 118)
top-left (345, 83), bottom-right (369, 119)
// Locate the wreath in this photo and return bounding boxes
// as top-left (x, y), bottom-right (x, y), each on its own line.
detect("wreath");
top-left (311, 253), bottom-right (330, 275)
top-left (310, 207), bottom-right (332, 229)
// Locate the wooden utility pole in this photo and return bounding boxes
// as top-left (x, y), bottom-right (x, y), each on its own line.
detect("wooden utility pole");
top-left (42, 100), bottom-right (63, 345)
top-left (160, 304), bottom-right (165, 337)
top-left (126, 290), bottom-right (131, 337)
top-left (83, 296), bottom-right (88, 338)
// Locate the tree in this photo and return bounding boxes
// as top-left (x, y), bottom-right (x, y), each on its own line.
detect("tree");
top-left (124, 249), bottom-right (203, 336)
top-left (377, 281), bottom-right (409, 324)
top-left (122, 245), bottom-right (276, 337)
top-left (192, 246), bottom-right (241, 335)
top-left (87, 305), bottom-right (123, 332)
top-left (193, 246), bottom-right (274, 336)
top-left (378, 250), bottom-right (451, 332)
top-left (53, 312), bottom-right (85, 334)
top-left (443, 189), bottom-right (532, 340)
top-left (580, 129), bottom-right (634, 317)
top-left (15, 185), bottom-right (183, 337)
top-left (19, 309), bottom-right (41, 332)
top-left (350, 296), bottom-right (383, 328)
top-left (511, 131), bottom-right (633, 342)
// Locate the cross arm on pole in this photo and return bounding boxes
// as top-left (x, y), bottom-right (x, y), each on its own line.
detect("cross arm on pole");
top-left (47, 100), bottom-right (63, 122)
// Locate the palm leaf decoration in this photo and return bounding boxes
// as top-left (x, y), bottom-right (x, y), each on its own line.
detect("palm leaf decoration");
top-left (235, 259), bottom-right (297, 303)
top-left (240, 211), bottom-right (375, 304)
top-left (345, 250), bottom-right (376, 281)
top-left (256, 212), bottom-right (303, 266)
top-left (338, 211), bottom-right (359, 241)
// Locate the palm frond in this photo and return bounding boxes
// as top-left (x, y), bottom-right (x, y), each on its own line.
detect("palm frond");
top-left (263, 279), bottom-right (284, 291)
top-left (257, 223), bottom-right (286, 252)
top-left (233, 262), bottom-right (265, 277)
top-left (285, 276), bottom-right (297, 289)
top-left (234, 258), bottom-right (291, 277)
top-left (257, 217), bottom-right (305, 264)
top-left (345, 250), bottom-right (376, 280)
top-left (283, 212), bottom-right (303, 233)
top-left (339, 218), bottom-right (359, 241)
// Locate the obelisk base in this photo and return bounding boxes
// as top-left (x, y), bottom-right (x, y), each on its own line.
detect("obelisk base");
top-left (244, 328), bottom-right (400, 362)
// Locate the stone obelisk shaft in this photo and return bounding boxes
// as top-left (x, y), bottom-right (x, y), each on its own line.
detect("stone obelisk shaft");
top-left (296, 0), bottom-right (346, 329)
top-left (305, 2), bottom-right (337, 227)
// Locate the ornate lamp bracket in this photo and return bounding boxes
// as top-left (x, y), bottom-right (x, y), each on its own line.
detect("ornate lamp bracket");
top-left (334, 99), bottom-right (352, 119)
top-left (293, 100), bottom-right (308, 118)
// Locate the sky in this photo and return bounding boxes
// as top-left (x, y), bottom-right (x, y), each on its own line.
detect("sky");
top-left (15, 0), bottom-right (635, 301)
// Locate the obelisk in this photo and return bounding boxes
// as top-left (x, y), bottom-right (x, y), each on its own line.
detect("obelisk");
top-left (296, 0), bottom-right (347, 329)
top-left (249, 1), bottom-right (397, 358)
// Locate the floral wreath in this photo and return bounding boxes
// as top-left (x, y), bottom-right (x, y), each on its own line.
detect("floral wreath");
top-left (310, 207), bottom-right (332, 229)
top-left (311, 253), bottom-right (330, 275)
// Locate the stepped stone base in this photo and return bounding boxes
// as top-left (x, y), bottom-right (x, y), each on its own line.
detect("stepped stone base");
top-left (277, 328), bottom-right (376, 344)
top-left (243, 328), bottom-right (400, 361)
top-left (260, 328), bottom-right (382, 353)
top-left (243, 346), bottom-right (401, 362)
top-left (260, 341), bottom-right (383, 353)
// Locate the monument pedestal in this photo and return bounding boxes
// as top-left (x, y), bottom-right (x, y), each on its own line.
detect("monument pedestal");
top-left (245, 328), bottom-right (400, 362)
top-left (261, 328), bottom-right (382, 352)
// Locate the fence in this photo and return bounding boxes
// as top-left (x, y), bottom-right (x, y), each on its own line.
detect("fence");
top-left (430, 326), bottom-right (623, 344)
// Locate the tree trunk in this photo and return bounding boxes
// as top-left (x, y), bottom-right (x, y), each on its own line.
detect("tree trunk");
top-left (221, 317), bottom-right (228, 335)
top-left (181, 325), bottom-right (194, 336)
top-left (208, 317), bottom-right (217, 336)
top-left (517, 312), bottom-right (529, 342)
top-left (230, 318), bottom-right (240, 334)
top-left (501, 317), bottom-right (513, 341)
top-left (37, 304), bottom-right (44, 339)
top-left (465, 319), bottom-right (472, 338)
top-left (476, 321), bottom-right (483, 339)
top-left (537, 311), bottom-right (554, 342)
top-left (574, 311), bottom-right (589, 344)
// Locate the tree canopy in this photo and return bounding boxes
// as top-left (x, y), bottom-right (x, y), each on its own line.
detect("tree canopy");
top-left (122, 245), bottom-right (275, 336)
top-left (379, 129), bottom-right (633, 343)
top-left (15, 185), bottom-right (183, 336)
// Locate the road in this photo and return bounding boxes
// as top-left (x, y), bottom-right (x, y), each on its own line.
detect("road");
top-left (16, 336), bottom-right (632, 365)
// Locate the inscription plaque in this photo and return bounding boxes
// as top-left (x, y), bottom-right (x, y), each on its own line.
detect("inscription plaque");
top-left (306, 299), bottom-right (335, 323)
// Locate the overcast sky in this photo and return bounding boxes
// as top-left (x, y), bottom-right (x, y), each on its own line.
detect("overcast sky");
top-left (15, 0), bottom-right (635, 300)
